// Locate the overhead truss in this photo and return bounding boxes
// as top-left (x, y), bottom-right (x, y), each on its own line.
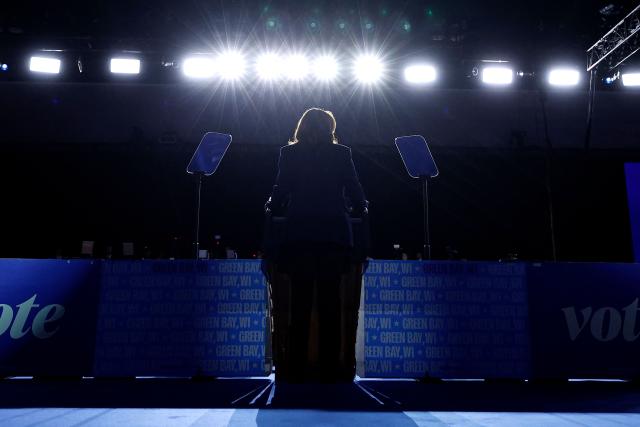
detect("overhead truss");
top-left (587, 4), bottom-right (640, 71)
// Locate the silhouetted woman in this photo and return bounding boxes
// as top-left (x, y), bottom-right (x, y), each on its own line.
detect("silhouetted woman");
top-left (264, 108), bottom-right (368, 382)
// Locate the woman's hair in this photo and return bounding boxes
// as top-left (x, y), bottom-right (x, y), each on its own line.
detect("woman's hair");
top-left (289, 108), bottom-right (338, 145)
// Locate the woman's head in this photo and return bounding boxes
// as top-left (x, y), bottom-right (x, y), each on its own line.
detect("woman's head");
top-left (290, 108), bottom-right (338, 145)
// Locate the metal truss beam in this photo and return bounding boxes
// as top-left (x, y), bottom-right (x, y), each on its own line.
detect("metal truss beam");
top-left (587, 4), bottom-right (640, 71)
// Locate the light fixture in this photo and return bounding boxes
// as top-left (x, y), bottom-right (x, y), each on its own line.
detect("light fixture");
top-left (216, 50), bottom-right (246, 80)
top-left (312, 55), bottom-right (339, 81)
top-left (110, 58), bottom-right (140, 74)
top-left (29, 56), bottom-right (61, 74)
top-left (256, 53), bottom-right (283, 81)
top-left (548, 68), bottom-right (580, 86)
top-left (183, 57), bottom-right (216, 79)
top-left (354, 54), bottom-right (384, 84)
top-left (481, 66), bottom-right (513, 85)
top-left (404, 64), bottom-right (437, 84)
top-left (621, 72), bottom-right (640, 87)
top-left (283, 54), bottom-right (310, 80)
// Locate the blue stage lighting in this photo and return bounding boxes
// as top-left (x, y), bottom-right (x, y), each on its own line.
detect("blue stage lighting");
top-left (336, 19), bottom-right (348, 30)
top-left (362, 19), bottom-right (375, 31)
top-left (400, 20), bottom-right (412, 32)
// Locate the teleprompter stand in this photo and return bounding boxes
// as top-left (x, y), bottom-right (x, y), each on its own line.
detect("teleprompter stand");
top-left (186, 132), bottom-right (232, 259)
top-left (395, 135), bottom-right (439, 260)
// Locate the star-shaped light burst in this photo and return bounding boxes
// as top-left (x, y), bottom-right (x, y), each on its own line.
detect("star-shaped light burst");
top-left (312, 55), bottom-right (339, 82)
top-left (216, 50), bottom-right (246, 81)
top-left (283, 54), bottom-right (310, 80)
top-left (255, 53), bottom-right (283, 81)
top-left (353, 54), bottom-right (385, 84)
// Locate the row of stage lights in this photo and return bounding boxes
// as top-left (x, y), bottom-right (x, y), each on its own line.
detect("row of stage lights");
top-left (15, 51), bottom-right (640, 87)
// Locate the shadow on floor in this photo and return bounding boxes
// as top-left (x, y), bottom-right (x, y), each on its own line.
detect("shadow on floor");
top-left (1, 378), bottom-right (639, 413)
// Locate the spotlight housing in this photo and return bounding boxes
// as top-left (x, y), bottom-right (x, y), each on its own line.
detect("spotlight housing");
top-left (110, 58), bottom-right (140, 74)
top-left (404, 64), bottom-right (437, 84)
top-left (481, 66), bottom-right (514, 85)
top-left (29, 56), bottom-right (61, 74)
top-left (548, 68), bottom-right (580, 86)
top-left (354, 54), bottom-right (384, 84)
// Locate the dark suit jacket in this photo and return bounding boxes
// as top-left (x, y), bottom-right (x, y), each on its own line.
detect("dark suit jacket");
top-left (268, 142), bottom-right (367, 247)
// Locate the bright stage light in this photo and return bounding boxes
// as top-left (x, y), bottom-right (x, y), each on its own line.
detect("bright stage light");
top-left (255, 53), bottom-right (283, 81)
top-left (354, 54), bottom-right (384, 84)
top-left (216, 51), bottom-right (246, 80)
top-left (183, 57), bottom-right (216, 78)
top-left (404, 64), bottom-right (437, 84)
top-left (110, 58), bottom-right (140, 74)
top-left (548, 68), bottom-right (580, 86)
top-left (312, 55), bottom-right (339, 81)
top-left (283, 54), bottom-right (310, 80)
top-left (29, 56), bottom-right (61, 74)
top-left (621, 72), bottom-right (640, 87)
top-left (481, 66), bottom-right (513, 85)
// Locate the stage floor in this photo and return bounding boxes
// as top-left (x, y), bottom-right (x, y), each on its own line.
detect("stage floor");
top-left (1, 377), bottom-right (639, 426)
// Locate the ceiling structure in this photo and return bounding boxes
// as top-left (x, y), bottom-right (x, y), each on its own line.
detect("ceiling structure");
top-left (2, 1), bottom-right (639, 66)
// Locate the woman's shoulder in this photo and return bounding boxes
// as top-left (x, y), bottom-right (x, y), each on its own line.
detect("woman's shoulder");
top-left (279, 143), bottom-right (295, 156)
top-left (328, 143), bottom-right (351, 157)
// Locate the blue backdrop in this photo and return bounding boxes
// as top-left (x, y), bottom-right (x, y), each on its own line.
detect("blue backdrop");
top-left (626, 163), bottom-right (640, 263)
top-left (1, 258), bottom-right (639, 378)
top-left (527, 262), bottom-right (640, 379)
top-left (361, 261), bottom-right (530, 378)
top-left (94, 260), bottom-right (269, 377)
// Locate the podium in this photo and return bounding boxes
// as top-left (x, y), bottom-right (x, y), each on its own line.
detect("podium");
top-left (262, 215), bottom-right (369, 382)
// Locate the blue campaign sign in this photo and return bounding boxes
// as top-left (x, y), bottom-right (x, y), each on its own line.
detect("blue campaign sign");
top-left (360, 260), bottom-right (530, 379)
top-left (94, 260), bottom-right (270, 377)
top-left (527, 262), bottom-right (640, 379)
top-left (0, 259), bottom-right (101, 376)
top-left (2, 258), bottom-right (639, 379)
top-left (625, 163), bottom-right (640, 262)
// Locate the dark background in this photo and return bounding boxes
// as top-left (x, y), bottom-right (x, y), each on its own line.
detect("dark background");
top-left (1, 1), bottom-right (639, 261)
top-left (1, 84), bottom-right (638, 261)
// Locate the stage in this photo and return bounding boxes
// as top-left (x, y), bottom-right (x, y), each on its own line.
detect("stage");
top-left (1, 376), bottom-right (639, 426)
